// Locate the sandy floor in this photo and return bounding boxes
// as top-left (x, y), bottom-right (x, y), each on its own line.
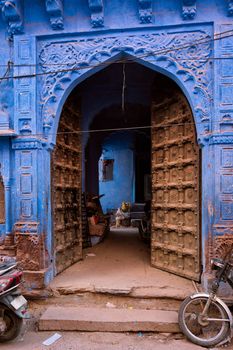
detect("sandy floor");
top-left (0, 331), bottom-right (222, 350)
top-left (49, 228), bottom-right (195, 298)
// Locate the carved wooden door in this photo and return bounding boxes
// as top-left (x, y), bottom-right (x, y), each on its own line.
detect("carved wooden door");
top-left (52, 99), bottom-right (82, 274)
top-left (151, 91), bottom-right (201, 281)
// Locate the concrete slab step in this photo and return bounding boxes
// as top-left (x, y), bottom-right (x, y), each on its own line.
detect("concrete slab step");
top-left (39, 306), bottom-right (180, 333)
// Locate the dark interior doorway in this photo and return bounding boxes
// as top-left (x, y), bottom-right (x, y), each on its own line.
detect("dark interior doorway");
top-left (53, 59), bottom-right (201, 281)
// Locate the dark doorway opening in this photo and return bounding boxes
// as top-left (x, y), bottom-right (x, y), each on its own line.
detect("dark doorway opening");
top-left (53, 59), bottom-right (201, 282)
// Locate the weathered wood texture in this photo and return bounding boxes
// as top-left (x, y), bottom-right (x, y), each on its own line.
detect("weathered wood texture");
top-left (151, 88), bottom-right (200, 281)
top-left (52, 100), bottom-right (82, 274)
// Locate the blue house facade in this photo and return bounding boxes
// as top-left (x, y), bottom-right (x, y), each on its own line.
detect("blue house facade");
top-left (0, 0), bottom-right (232, 290)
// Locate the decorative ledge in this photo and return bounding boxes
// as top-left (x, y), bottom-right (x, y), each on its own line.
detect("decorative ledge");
top-left (45, 0), bottom-right (64, 30)
top-left (0, 0), bottom-right (23, 37)
top-left (88, 0), bottom-right (104, 28)
top-left (220, 114), bottom-right (233, 132)
top-left (228, 0), bottom-right (233, 16)
top-left (182, 0), bottom-right (196, 20)
top-left (138, 0), bottom-right (152, 24)
top-left (209, 133), bottom-right (233, 145)
top-left (0, 130), bottom-right (16, 136)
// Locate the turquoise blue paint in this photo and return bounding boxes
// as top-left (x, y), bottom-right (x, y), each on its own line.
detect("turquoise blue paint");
top-left (99, 132), bottom-right (135, 213)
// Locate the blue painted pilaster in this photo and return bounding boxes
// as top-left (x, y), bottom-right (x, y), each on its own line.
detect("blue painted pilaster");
top-left (12, 36), bottom-right (53, 288)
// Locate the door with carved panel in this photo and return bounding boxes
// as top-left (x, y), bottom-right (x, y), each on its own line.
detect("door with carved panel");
top-left (151, 91), bottom-right (201, 281)
top-left (51, 98), bottom-right (82, 274)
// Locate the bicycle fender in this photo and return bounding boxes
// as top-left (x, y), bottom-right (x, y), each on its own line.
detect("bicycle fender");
top-left (190, 292), bottom-right (233, 330)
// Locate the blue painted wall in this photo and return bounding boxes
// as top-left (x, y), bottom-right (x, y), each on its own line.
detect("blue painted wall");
top-left (0, 0), bottom-right (231, 287)
top-left (99, 132), bottom-right (135, 213)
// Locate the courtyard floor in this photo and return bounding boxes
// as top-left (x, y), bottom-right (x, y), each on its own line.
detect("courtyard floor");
top-left (49, 227), bottom-right (195, 299)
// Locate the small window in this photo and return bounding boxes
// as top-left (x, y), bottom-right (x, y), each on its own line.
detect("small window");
top-left (100, 159), bottom-right (114, 182)
top-left (0, 176), bottom-right (5, 224)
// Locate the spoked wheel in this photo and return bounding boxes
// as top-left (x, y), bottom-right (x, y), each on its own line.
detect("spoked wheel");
top-left (0, 307), bottom-right (22, 342)
top-left (178, 295), bottom-right (231, 347)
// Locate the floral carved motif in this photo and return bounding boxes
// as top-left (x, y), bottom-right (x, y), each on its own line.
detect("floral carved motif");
top-left (88, 0), bottom-right (104, 28)
top-left (182, 0), bottom-right (197, 20)
top-left (38, 29), bottom-right (213, 140)
top-left (138, 0), bottom-right (152, 24)
top-left (214, 234), bottom-right (233, 261)
top-left (45, 0), bottom-right (64, 30)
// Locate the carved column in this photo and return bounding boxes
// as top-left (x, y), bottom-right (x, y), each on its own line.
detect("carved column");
top-left (4, 181), bottom-right (12, 239)
top-left (201, 24), bottom-right (233, 294)
top-left (0, 137), bottom-right (15, 256)
top-left (12, 37), bottom-right (53, 289)
top-left (12, 138), bottom-right (53, 289)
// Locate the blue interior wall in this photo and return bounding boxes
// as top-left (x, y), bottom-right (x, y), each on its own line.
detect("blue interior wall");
top-left (99, 132), bottom-right (135, 213)
top-left (79, 62), bottom-right (154, 192)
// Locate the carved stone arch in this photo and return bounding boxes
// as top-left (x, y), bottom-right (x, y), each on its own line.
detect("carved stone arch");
top-left (0, 171), bottom-right (5, 224)
top-left (38, 27), bottom-right (213, 146)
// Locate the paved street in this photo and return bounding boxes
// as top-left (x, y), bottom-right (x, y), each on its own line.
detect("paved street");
top-left (0, 331), bottom-right (226, 350)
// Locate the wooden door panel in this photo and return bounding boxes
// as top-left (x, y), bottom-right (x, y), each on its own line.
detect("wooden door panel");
top-left (52, 101), bottom-right (82, 274)
top-left (151, 92), bottom-right (200, 281)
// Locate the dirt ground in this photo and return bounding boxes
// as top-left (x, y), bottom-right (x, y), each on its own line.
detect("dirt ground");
top-left (0, 330), bottom-right (227, 350)
top-left (49, 228), bottom-right (195, 299)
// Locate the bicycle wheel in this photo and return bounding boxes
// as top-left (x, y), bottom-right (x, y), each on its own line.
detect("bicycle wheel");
top-left (178, 295), bottom-right (230, 347)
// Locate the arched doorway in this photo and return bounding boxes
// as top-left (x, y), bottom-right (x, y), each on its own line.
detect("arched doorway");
top-left (52, 62), bottom-right (201, 280)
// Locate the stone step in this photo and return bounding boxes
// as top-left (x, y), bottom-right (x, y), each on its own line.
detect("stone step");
top-left (39, 306), bottom-right (180, 333)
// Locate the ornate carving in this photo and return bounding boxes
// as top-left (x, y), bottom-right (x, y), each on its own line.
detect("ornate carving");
top-left (182, 0), bottom-right (196, 20)
top-left (14, 222), bottom-right (46, 271)
top-left (214, 233), bottom-right (233, 260)
top-left (0, 0), bottom-right (23, 37)
top-left (38, 29), bottom-right (212, 140)
top-left (138, 0), bottom-right (152, 24)
top-left (228, 0), bottom-right (233, 16)
top-left (209, 135), bottom-right (233, 145)
top-left (45, 0), bottom-right (64, 30)
top-left (220, 114), bottom-right (233, 132)
top-left (12, 138), bottom-right (43, 150)
top-left (19, 120), bottom-right (32, 134)
top-left (88, 0), bottom-right (104, 28)
top-left (14, 222), bottom-right (39, 234)
top-left (15, 232), bottom-right (45, 270)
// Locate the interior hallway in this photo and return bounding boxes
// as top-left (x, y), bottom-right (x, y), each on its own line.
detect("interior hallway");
top-left (49, 228), bottom-right (195, 298)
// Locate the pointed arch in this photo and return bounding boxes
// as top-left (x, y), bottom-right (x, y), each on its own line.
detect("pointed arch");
top-left (37, 26), bottom-right (213, 146)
